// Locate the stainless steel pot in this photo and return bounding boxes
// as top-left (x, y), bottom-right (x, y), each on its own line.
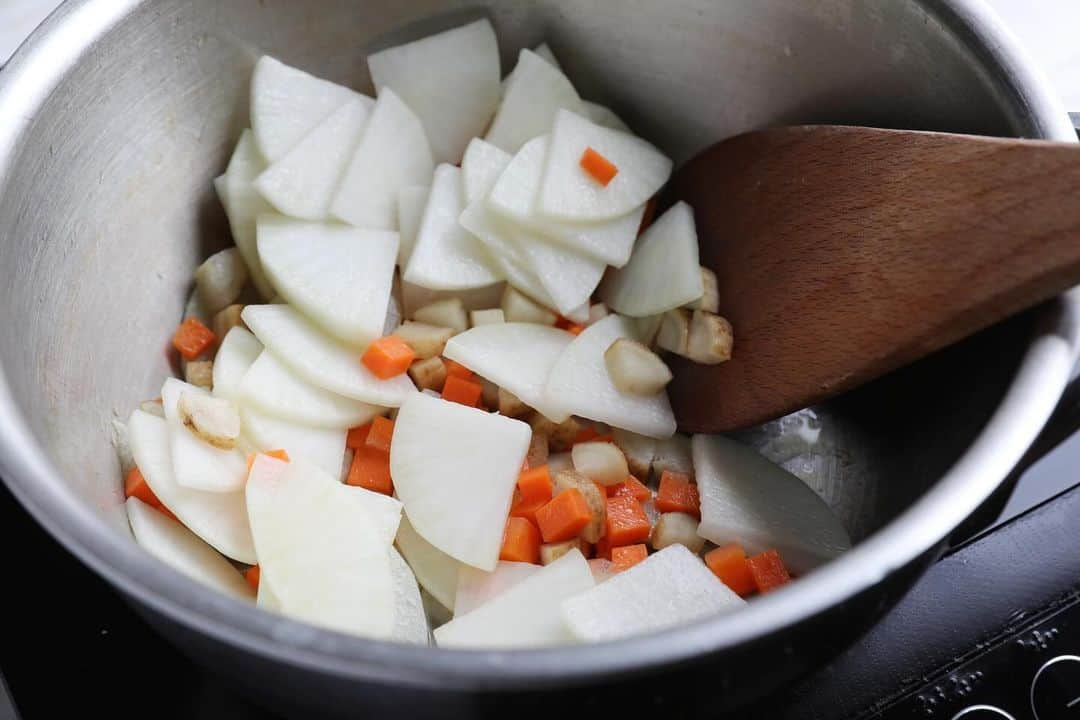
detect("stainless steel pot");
top-left (1, 0), bottom-right (1078, 716)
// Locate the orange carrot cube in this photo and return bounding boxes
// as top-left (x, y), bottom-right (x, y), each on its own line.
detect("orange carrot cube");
top-left (500, 517), bottom-right (541, 564)
top-left (441, 375), bottom-right (483, 407)
top-left (362, 336), bottom-right (416, 379)
top-left (443, 359), bottom-right (474, 380)
top-left (346, 447), bottom-right (393, 495)
top-left (535, 488), bottom-right (594, 543)
top-left (172, 317), bottom-right (216, 360)
top-left (365, 416), bottom-right (395, 454)
top-left (346, 423), bottom-right (372, 449)
top-left (579, 147), bottom-right (618, 186)
top-left (244, 565), bottom-right (261, 591)
top-left (604, 494), bottom-right (651, 546)
top-left (704, 544), bottom-right (757, 597)
top-left (747, 549), bottom-right (791, 594)
top-left (611, 543), bottom-right (648, 572)
top-left (655, 470), bottom-right (700, 518)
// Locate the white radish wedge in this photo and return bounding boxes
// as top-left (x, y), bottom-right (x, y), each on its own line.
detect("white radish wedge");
top-left (239, 351), bottom-right (382, 430)
top-left (217, 130), bottom-right (276, 299)
top-left (253, 100), bottom-right (369, 220)
top-left (257, 578), bottom-right (282, 611)
top-left (126, 497), bottom-right (254, 600)
top-left (403, 164), bottom-right (501, 290)
top-left (601, 202), bottom-right (703, 316)
top-left (368, 19), bottom-right (500, 165)
top-left (514, 227), bottom-right (605, 316)
top-left (330, 88), bottom-right (434, 230)
top-left (584, 101), bottom-right (631, 132)
top-left (246, 454), bottom-right (395, 638)
top-left (240, 406), bottom-right (345, 479)
top-left (692, 434), bottom-right (852, 575)
top-left (487, 136), bottom-right (642, 267)
top-left (443, 323), bottom-right (573, 422)
top-left (434, 549), bottom-right (593, 648)
top-left (241, 305), bottom-right (415, 406)
top-left (213, 327), bottom-right (263, 402)
top-left (612, 428), bottom-right (657, 479)
top-left (127, 409), bottom-right (256, 563)
top-left (250, 56), bottom-right (367, 162)
top-left (397, 185), bottom-right (430, 267)
top-left (161, 379), bottom-right (248, 493)
top-left (390, 392), bottom-right (531, 570)
top-left (544, 314), bottom-right (676, 438)
top-left (502, 42), bottom-right (562, 91)
top-left (390, 547), bottom-right (430, 645)
top-left (461, 137), bottom-right (511, 204)
top-left (256, 216), bottom-right (398, 347)
top-left (562, 544), bottom-right (743, 642)
top-left (454, 561), bottom-right (539, 617)
top-left (395, 513), bottom-right (460, 612)
top-left (652, 432), bottom-right (694, 477)
top-left (485, 49), bottom-right (586, 154)
top-left (539, 109), bottom-right (672, 221)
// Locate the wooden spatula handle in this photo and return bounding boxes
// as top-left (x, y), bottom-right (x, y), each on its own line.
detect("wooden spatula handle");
top-left (667, 126), bottom-right (1080, 432)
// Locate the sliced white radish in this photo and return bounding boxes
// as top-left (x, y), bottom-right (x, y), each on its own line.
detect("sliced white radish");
top-left (443, 323), bottom-right (572, 421)
top-left (454, 561), bottom-right (538, 617)
top-left (692, 434), bottom-right (852, 575)
top-left (246, 454), bottom-right (395, 638)
top-left (487, 135), bottom-right (642, 267)
top-left (240, 406), bottom-right (345, 479)
top-left (213, 327), bottom-right (263, 401)
top-left (256, 216), bottom-right (398, 347)
top-left (161, 378), bottom-right (248, 493)
top-left (434, 549), bottom-right (593, 648)
top-left (564, 301), bottom-right (591, 324)
top-left (502, 42), bottom-right (562, 91)
top-left (241, 304), bottom-right (415, 406)
top-left (239, 350), bottom-right (381, 430)
top-left (257, 578), bottom-right (282, 611)
top-left (584, 101), bottom-right (631, 132)
top-left (217, 130), bottom-right (275, 299)
top-left (390, 547), bottom-right (430, 645)
top-left (612, 428), bottom-right (657, 479)
top-left (397, 185), bottom-right (430, 267)
top-left (253, 100), bottom-right (369, 220)
top-left (390, 392), bottom-right (530, 570)
top-left (126, 497), bottom-right (254, 599)
top-left (461, 137), bottom-right (512, 204)
top-left (368, 19), bottom-right (500, 165)
top-left (395, 513), bottom-right (460, 612)
top-left (601, 202), bottom-right (703, 317)
top-left (403, 164), bottom-right (501, 290)
top-left (652, 433), bottom-right (694, 477)
top-left (485, 49), bottom-right (586, 154)
top-left (544, 314), bottom-right (676, 438)
top-left (561, 544), bottom-right (743, 642)
top-left (250, 56), bottom-right (367, 162)
top-left (330, 88), bottom-right (435, 229)
top-left (514, 227), bottom-right (605, 316)
top-left (127, 409), bottom-right (256, 563)
top-left (539, 109), bottom-right (672, 221)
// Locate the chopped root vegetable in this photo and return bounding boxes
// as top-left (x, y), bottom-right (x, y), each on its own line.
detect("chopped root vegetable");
top-left (747, 549), bottom-right (791, 593)
top-left (604, 494), bottom-right (652, 547)
top-left (365, 416), bottom-right (395, 454)
top-left (588, 557), bottom-right (616, 583)
top-left (469, 308), bottom-right (505, 327)
top-left (407, 356), bottom-right (448, 392)
top-left (211, 304), bottom-right (246, 342)
top-left (442, 375), bottom-right (483, 407)
top-left (500, 517), bottom-right (541, 564)
top-left (346, 423), bottom-right (372, 450)
top-left (611, 475), bottom-right (652, 502)
top-left (479, 377), bottom-right (500, 409)
top-left (613, 429), bottom-right (656, 479)
top-left (571, 441), bottom-right (629, 486)
top-left (195, 247), bottom-right (248, 315)
top-left (518, 465), bottom-right (553, 503)
top-left (686, 310), bottom-right (734, 365)
top-left (501, 286), bottom-right (557, 325)
top-left (362, 336), bottom-right (417, 379)
top-left (552, 469), bottom-right (607, 543)
top-left (184, 359), bottom-right (214, 390)
top-left (603, 338), bottom-right (673, 395)
top-left (498, 387), bottom-right (529, 417)
top-left (540, 537), bottom-right (590, 565)
top-left (579, 146), bottom-right (619, 186)
top-left (177, 391), bottom-right (241, 450)
top-left (535, 488), bottom-right (594, 543)
top-left (443, 359), bottom-right (474, 380)
top-left (528, 413), bottom-right (582, 452)
top-left (685, 267), bottom-right (719, 313)
top-left (656, 308), bottom-right (690, 355)
top-left (526, 432), bottom-right (549, 469)
top-left (172, 317), bottom-right (216, 361)
top-left (651, 512), bottom-right (705, 553)
top-left (656, 471), bottom-right (701, 518)
top-left (586, 303), bottom-right (609, 326)
top-left (245, 565), bottom-right (261, 591)
top-left (653, 434), bottom-right (694, 477)
top-left (704, 544), bottom-right (756, 597)
top-left (125, 467), bottom-right (163, 509)
top-left (346, 447), bottom-right (394, 495)
top-left (413, 297), bottom-right (468, 334)
top-left (610, 543), bottom-right (648, 572)
top-left (393, 321), bottom-right (454, 360)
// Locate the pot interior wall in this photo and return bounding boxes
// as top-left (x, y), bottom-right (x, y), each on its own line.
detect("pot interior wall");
top-left (0, 0), bottom-right (1032, 539)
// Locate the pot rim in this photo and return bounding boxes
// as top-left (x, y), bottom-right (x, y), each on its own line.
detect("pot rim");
top-left (0, 0), bottom-right (1077, 692)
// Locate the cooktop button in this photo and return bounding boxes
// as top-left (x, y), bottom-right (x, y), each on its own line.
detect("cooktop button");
top-left (951, 706), bottom-right (1017, 720)
top-left (1031, 655), bottom-right (1080, 720)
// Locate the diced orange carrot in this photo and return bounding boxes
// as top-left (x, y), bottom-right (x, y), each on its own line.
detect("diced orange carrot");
top-left (245, 565), bottom-right (261, 592)
top-left (554, 316), bottom-right (574, 330)
top-left (365, 416), bottom-right (395, 454)
top-left (747, 550), bottom-right (791, 594)
top-left (172, 317), bottom-right (216, 360)
top-left (655, 470), bottom-right (700, 518)
top-left (579, 147), bottom-right (618, 186)
top-left (611, 543), bottom-right (648, 572)
top-left (566, 323), bottom-right (585, 336)
top-left (574, 427), bottom-right (600, 444)
top-left (639, 196), bottom-right (658, 236)
top-left (704, 544), bottom-right (756, 597)
top-left (611, 475), bottom-right (652, 502)
top-left (500, 517), bottom-right (541, 564)
top-left (535, 488), bottom-right (594, 543)
top-left (443, 359), bottom-right (474, 380)
top-left (346, 448), bottom-right (393, 495)
top-left (594, 533), bottom-right (612, 560)
top-left (518, 465), bottom-right (552, 502)
top-left (124, 467), bottom-right (159, 507)
top-left (346, 423), bottom-right (372, 449)
top-left (362, 336), bottom-right (416, 379)
top-left (510, 492), bottom-right (547, 525)
top-left (245, 449), bottom-right (289, 473)
top-left (442, 375), bottom-right (483, 407)
top-left (604, 494), bottom-right (651, 546)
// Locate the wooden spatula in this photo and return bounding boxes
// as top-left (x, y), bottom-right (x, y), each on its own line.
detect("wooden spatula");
top-left (665, 125), bottom-right (1080, 433)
